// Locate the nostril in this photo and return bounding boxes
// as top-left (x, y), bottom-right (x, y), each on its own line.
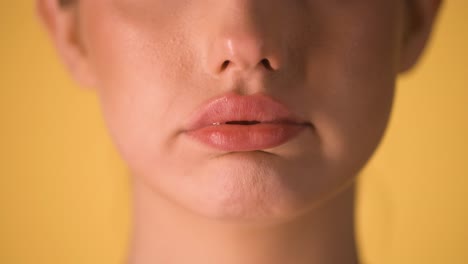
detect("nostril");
top-left (221, 60), bottom-right (230, 71)
top-left (260, 58), bottom-right (274, 71)
top-left (217, 59), bottom-right (275, 73)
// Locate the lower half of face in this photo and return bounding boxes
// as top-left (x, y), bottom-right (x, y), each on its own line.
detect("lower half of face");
top-left (82, 0), bottom-right (402, 223)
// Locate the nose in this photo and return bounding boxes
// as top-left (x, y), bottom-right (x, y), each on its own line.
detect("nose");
top-left (203, 2), bottom-right (284, 76)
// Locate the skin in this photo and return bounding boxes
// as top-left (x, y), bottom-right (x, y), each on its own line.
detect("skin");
top-left (37, 0), bottom-right (441, 263)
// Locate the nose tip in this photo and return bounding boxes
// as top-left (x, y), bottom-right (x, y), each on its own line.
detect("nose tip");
top-left (207, 33), bottom-right (282, 75)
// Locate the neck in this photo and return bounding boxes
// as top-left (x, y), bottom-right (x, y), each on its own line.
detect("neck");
top-left (128, 178), bottom-right (359, 264)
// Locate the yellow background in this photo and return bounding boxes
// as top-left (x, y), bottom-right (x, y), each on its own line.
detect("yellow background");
top-left (1, 1), bottom-right (466, 263)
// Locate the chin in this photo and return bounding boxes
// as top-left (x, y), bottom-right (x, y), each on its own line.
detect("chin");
top-left (169, 151), bottom-right (340, 225)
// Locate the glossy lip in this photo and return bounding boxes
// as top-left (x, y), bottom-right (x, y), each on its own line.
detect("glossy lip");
top-left (183, 92), bottom-right (313, 152)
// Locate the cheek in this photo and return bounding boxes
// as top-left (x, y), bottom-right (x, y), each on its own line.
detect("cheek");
top-left (81, 7), bottom-right (196, 172)
top-left (303, 6), bottom-right (400, 168)
top-left (315, 71), bottom-right (395, 166)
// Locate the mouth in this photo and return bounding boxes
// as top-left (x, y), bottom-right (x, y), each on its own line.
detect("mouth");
top-left (215, 120), bottom-right (306, 126)
top-left (184, 92), bottom-right (312, 152)
top-left (224, 120), bottom-right (261, 125)
top-left (186, 121), bottom-right (310, 152)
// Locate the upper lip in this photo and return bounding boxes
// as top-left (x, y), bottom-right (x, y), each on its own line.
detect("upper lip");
top-left (184, 92), bottom-right (312, 131)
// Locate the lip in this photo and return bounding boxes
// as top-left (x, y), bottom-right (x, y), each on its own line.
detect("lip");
top-left (184, 92), bottom-right (312, 152)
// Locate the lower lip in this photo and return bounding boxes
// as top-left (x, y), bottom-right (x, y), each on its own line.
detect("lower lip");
top-left (185, 123), bottom-right (308, 152)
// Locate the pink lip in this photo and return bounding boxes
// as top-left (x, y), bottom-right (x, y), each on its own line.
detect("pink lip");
top-left (184, 92), bottom-right (312, 152)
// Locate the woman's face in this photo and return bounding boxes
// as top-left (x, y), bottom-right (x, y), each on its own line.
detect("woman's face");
top-left (75, 0), bottom-right (405, 221)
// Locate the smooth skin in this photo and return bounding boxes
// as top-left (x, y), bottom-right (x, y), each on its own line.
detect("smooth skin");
top-left (37, 0), bottom-right (441, 263)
